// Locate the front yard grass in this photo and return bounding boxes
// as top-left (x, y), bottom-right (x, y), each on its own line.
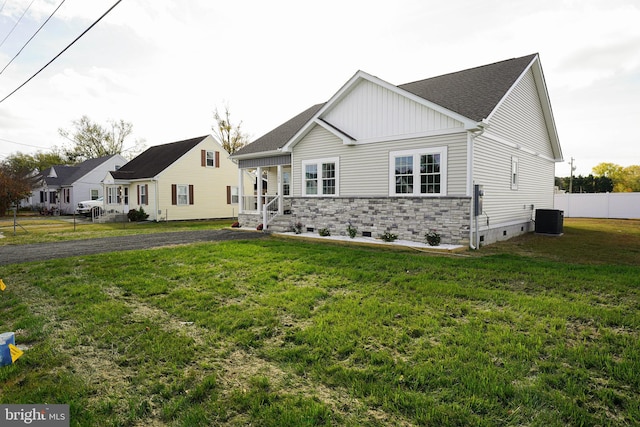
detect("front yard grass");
top-left (0, 217), bottom-right (233, 245)
top-left (0, 219), bottom-right (638, 426)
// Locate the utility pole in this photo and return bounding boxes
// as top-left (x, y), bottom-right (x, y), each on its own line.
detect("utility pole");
top-left (569, 157), bottom-right (576, 193)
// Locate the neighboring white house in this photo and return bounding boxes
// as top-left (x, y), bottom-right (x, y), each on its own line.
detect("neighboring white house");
top-left (230, 54), bottom-right (563, 247)
top-left (29, 154), bottom-right (127, 215)
top-left (103, 135), bottom-right (238, 221)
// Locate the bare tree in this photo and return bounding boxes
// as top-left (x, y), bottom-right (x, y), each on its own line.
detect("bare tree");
top-left (212, 104), bottom-right (250, 154)
top-left (58, 116), bottom-right (145, 162)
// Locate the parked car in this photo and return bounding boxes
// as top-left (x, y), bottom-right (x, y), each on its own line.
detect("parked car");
top-left (77, 197), bottom-right (103, 215)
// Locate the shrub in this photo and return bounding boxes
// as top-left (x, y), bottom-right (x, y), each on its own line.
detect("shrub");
top-left (127, 207), bottom-right (149, 222)
top-left (379, 230), bottom-right (398, 242)
top-left (231, 221), bottom-right (240, 228)
top-left (346, 222), bottom-right (357, 239)
top-left (425, 229), bottom-right (441, 246)
top-left (291, 222), bottom-right (303, 234)
top-left (318, 227), bottom-right (331, 237)
top-left (257, 223), bottom-right (264, 231)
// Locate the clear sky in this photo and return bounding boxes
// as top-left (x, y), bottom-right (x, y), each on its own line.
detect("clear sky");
top-left (0, 0), bottom-right (638, 177)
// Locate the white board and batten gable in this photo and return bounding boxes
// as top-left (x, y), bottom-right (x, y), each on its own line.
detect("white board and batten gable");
top-left (283, 70), bottom-right (477, 150)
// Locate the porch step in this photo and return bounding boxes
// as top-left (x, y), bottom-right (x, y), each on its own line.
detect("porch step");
top-left (266, 214), bottom-right (293, 233)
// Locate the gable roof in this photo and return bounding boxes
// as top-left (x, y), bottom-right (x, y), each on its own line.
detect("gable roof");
top-left (233, 54), bottom-right (556, 158)
top-left (398, 54), bottom-right (537, 122)
top-left (38, 155), bottom-right (123, 187)
top-left (111, 135), bottom-right (208, 180)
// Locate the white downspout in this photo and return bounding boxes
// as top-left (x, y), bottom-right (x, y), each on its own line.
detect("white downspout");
top-left (468, 121), bottom-right (488, 250)
top-left (154, 178), bottom-right (159, 222)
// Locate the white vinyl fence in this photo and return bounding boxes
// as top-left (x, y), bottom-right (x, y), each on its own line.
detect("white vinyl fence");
top-left (554, 192), bottom-right (640, 219)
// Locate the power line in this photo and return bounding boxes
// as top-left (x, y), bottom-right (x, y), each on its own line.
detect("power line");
top-left (0, 0), bottom-right (124, 105)
top-left (0, 137), bottom-right (51, 150)
top-left (0, 0), bottom-right (36, 49)
top-left (0, 0), bottom-right (67, 76)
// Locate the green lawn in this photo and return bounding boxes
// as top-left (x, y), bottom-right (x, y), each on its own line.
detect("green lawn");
top-left (0, 216), bottom-right (234, 245)
top-left (0, 219), bottom-right (638, 426)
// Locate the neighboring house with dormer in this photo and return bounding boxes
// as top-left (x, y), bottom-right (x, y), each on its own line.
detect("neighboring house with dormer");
top-left (230, 54), bottom-right (562, 247)
top-left (29, 154), bottom-right (126, 214)
top-left (103, 135), bottom-right (238, 221)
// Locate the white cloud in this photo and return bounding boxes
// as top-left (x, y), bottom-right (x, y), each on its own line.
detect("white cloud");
top-left (0, 0), bottom-right (638, 175)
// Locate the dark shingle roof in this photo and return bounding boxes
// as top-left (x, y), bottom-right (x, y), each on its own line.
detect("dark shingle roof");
top-left (232, 104), bottom-right (325, 156)
top-left (39, 155), bottom-right (121, 186)
top-left (234, 54), bottom-right (537, 156)
top-left (398, 54), bottom-right (537, 122)
top-left (112, 135), bottom-right (208, 180)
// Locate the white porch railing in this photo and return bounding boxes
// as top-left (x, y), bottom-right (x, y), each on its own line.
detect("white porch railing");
top-left (263, 195), bottom-right (280, 229)
top-left (241, 194), bottom-right (283, 229)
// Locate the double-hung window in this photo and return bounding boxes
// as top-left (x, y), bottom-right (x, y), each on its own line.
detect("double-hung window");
top-left (389, 147), bottom-right (447, 196)
top-left (302, 158), bottom-right (339, 196)
top-left (171, 184), bottom-right (193, 205)
top-left (177, 185), bottom-right (189, 205)
top-left (206, 151), bottom-right (215, 167)
top-left (107, 187), bottom-right (118, 204)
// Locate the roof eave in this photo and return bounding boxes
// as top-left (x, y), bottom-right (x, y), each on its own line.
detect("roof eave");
top-left (231, 149), bottom-right (288, 160)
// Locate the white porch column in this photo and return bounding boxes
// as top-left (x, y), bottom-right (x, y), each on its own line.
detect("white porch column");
top-left (277, 165), bottom-right (283, 214)
top-left (238, 168), bottom-right (244, 214)
top-left (256, 166), bottom-right (263, 214)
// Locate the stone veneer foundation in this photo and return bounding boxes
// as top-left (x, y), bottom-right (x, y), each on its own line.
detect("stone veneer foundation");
top-left (241, 197), bottom-right (471, 246)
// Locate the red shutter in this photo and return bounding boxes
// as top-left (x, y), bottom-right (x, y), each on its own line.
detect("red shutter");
top-left (189, 185), bottom-right (194, 205)
top-left (226, 186), bottom-right (231, 204)
top-left (215, 151), bottom-right (220, 168)
top-left (201, 150), bottom-right (206, 167)
top-left (144, 184), bottom-right (149, 205)
top-left (171, 184), bottom-right (177, 205)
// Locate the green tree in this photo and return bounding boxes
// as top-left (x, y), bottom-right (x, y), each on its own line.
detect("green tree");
top-left (4, 151), bottom-right (70, 174)
top-left (592, 162), bottom-right (640, 192)
top-left (555, 174), bottom-right (613, 193)
top-left (58, 116), bottom-right (145, 162)
top-left (0, 162), bottom-right (37, 215)
top-left (212, 104), bottom-right (250, 154)
top-left (616, 165), bottom-right (640, 192)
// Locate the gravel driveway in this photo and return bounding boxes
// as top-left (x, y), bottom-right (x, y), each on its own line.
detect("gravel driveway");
top-left (0, 229), bottom-right (267, 266)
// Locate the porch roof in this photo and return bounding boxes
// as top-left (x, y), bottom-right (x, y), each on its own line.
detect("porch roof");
top-left (231, 103), bottom-right (324, 158)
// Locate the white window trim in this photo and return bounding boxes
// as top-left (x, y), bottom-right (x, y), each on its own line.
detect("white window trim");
top-left (107, 186), bottom-right (118, 205)
top-left (389, 147), bottom-right (447, 196)
top-left (511, 156), bottom-right (519, 190)
top-left (231, 186), bottom-right (239, 204)
top-left (206, 150), bottom-right (216, 167)
top-left (139, 184), bottom-right (147, 205)
top-left (301, 157), bottom-right (339, 197)
top-left (177, 184), bottom-right (189, 205)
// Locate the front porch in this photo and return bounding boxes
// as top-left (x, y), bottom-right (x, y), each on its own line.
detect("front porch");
top-left (237, 161), bottom-right (292, 231)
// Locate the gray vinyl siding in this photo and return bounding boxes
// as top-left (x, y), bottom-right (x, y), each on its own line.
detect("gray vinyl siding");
top-left (473, 68), bottom-right (556, 227)
top-left (292, 125), bottom-right (468, 197)
top-left (474, 136), bottom-right (554, 226)
top-left (488, 69), bottom-right (554, 158)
